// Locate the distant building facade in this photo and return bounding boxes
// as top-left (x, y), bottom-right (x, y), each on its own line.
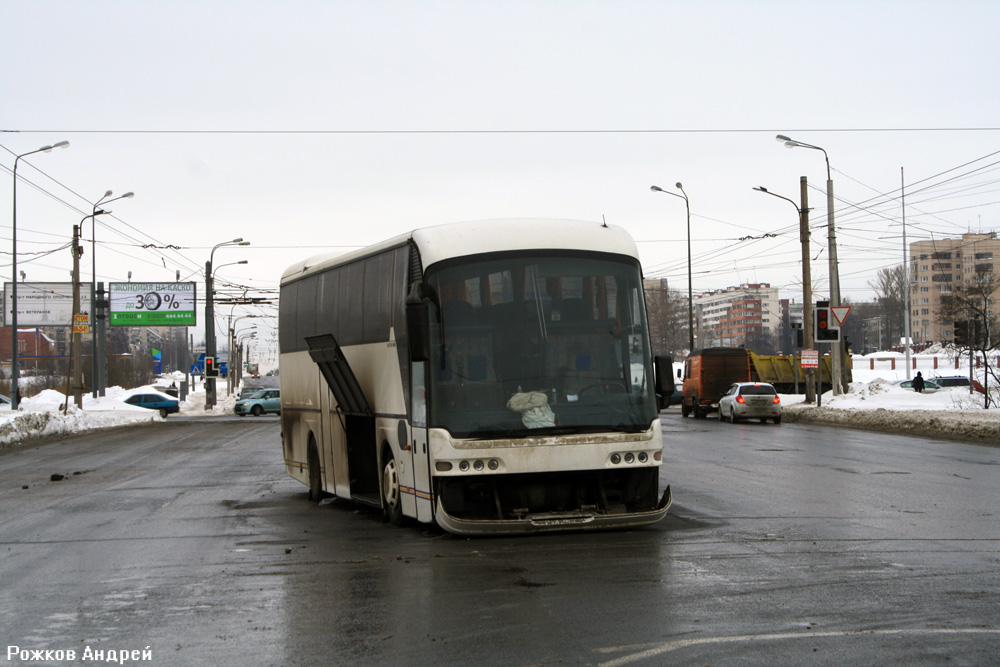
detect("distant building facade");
top-left (0, 328), bottom-right (57, 373)
top-left (909, 231), bottom-right (1000, 343)
top-left (695, 283), bottom-right (780, 349)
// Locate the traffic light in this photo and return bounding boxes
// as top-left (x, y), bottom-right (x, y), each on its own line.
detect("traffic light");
top-left (205, 356), bottom-right (219, 378)
top-left (954, 320), bottom-right (969, 346)
top-left (814, 301), bottom-right (840, 342)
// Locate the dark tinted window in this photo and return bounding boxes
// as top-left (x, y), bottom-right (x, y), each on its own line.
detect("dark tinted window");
top-left (739, 385), bottom-right (776, 395)
top-left (296, 274), bottom-right (319, 341)
top-left (278, 281), bottom-right (298, 352)
top-left (363, 252), bottom-right (393, 341)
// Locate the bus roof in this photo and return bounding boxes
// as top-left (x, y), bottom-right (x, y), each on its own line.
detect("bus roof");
top-left (281, 218), bottom-right (641, 283)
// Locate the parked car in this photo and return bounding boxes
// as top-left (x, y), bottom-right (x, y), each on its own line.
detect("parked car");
top-left (931, 375), bottom-right (986, 394)
top-left (891, 378), bottom-right (941, 393)
top-left (239, 386), bottom-right (263, 400)
top-left (0, 394), bottom-right (10, 407)
top-left (718, 382), bottom-right (782, 424)
top-left (124, 392), bottom-right (180, 418)
top-left (235, 389), bottom-right (280, 416)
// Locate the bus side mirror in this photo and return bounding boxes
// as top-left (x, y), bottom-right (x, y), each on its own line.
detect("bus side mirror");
top-left (653, 355), bottom-right (675, 409)
top-left (406, 283), bottom-right (431, 362)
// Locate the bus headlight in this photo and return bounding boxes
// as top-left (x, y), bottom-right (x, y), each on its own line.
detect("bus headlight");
top-left (459, 461), bottom-right (470, 472)
top-left (488, 459), bottom-right (499, 470)
top-left (610, 453), bottom-right (621, 464)
top-left (473, 460), bottom-right (484, 471)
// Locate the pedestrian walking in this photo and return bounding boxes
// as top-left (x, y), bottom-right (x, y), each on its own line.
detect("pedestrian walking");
top-left (913, 371), bottom-right (925, 393)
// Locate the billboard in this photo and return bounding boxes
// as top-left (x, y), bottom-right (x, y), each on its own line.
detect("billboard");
top-left (4, 282), bottom-right (92, 327)
top-left (109, 282), bottom-right (197, 326)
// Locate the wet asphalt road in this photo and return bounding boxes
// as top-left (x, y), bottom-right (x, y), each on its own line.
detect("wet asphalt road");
top-left (1, 411), bottom-right (998, 666)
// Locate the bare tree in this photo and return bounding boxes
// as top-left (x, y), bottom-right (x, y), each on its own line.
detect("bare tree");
top-left (868, 265), bottom-right (907, 346)
top-left (938, 267), bottom-right (1000, 408)
top-left (644, 284), bottom-right (688, 358)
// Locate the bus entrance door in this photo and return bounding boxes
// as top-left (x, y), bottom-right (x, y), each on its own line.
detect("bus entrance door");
top-left (409, 361), bottom-right (433, 522)
top-left (305, 334), bottom-right (380, 506)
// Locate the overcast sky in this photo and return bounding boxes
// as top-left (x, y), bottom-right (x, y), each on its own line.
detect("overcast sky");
top-left (3, 0), bottom-right (999, 360)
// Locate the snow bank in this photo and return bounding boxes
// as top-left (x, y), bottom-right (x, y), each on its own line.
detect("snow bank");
top-left (781, 368), bottom-right (1000, 445)
top-left (0, 375), bottom-right (242, 449)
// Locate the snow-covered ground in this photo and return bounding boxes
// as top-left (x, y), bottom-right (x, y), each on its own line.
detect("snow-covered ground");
top-left (777, 349), bottom-right (1000, 444)
top-left (2, 350), bottom-right (999, 448)
top-left (0, 371), bottom-right (240, 448)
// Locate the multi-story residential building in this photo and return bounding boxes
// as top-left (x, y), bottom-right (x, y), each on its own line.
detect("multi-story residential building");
top-left (695, 283), bottom-right (780, 349)
top-left (909, 231), bottom-right (1000, 343)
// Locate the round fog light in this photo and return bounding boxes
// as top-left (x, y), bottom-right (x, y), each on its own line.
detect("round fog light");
top-left (459, 461), bottom-right (470, 472)
top-left (638, 452), bottom-right (648, 463)
top-left (473, 460), bottom-right (484, 471)
top-left (488, 459), bottom-right (499, 470)
top-left (610, 453), bottom-right (621, 464)
top-left (624, 453), bottom-right (635, 464)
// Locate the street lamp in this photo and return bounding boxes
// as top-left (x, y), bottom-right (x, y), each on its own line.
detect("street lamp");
top-left (651, 183), bottom-right (694, 351)
top-left (73, 209), bottom-right (111, 406)
top-left (227, 313), bottom-right (262, 393)
top-left (91, 190), bottom-right (134, 398)
top-left (205, 240), bottom-right (249, 409)
top-left (754, 184), bottom-right (815, 404)
top-left (10, 141), bottom-right (70, 408)
top-left (776, 134), bottom-right (845, 395)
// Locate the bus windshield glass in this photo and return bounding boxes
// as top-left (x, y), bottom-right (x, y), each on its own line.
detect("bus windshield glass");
top-left (425, 252), bottom-right (657, 439)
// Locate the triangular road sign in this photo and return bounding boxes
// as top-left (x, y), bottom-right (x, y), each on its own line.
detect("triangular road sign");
top-left (831, 306), bottom-right (851, 326)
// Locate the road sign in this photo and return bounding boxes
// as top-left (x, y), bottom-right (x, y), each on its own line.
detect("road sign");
top-left (831, 306), bottom-right (851, 326)
top-left (801, 350), bottom-right (819, 369)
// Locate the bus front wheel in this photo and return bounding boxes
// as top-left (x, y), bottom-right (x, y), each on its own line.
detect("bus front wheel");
top-left (382, 452), bottom-right (403, 526)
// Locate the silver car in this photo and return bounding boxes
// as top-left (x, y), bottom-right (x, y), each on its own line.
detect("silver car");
top-left (719, 382), bottom-right (782, 424)
top-left (891, 378), bottom-right (941, 393)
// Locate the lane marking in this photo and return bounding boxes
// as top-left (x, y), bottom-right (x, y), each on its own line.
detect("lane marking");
top-left (597, 628), bottom-right (1000, 666)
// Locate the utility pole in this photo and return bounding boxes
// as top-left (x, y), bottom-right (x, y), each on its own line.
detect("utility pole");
top-left (205, 259), bottom-right (216, 410)
top-left (71, 224), bottom-right (85, 408)
top-left (799, 176), bottom-right (815, 404)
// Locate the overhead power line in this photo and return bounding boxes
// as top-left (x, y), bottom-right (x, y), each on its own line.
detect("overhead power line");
top-left (4, 126), bottom-right (1000, 136)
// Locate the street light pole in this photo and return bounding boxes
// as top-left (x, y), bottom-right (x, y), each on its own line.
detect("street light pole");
top-left (10, 141), bottom-right (69, 408)
top-left (73, 209), bottom-right (110, 406)
top-left (776, 134), bottom-right (845, 395)
top-left (91, 190), bottom-right (133, 398)
top-left (205, 240), bottom-right (249, 409)
top-left (754, 182), bottom-right (815, 404)
top-left (651, 183), bottom-right (695, 352)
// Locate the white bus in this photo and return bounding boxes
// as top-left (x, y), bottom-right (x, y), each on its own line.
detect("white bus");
top-left (279, 219), bottom-right (671, 534)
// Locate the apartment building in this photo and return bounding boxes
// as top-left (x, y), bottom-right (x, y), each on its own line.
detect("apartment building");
top-left (695, 283), bottom-right (780, 348)
top-left (909, 231), bottom-right (1000, 343)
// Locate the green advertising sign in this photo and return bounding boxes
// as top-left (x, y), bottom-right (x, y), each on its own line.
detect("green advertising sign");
top-left (109, 282), bottom-right (197, 326)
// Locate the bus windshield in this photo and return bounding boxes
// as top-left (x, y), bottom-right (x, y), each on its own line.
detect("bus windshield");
top-left (425, 252), bottom-right (657, 439)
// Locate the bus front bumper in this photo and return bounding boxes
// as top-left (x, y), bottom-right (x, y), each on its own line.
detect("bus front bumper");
top-left (433, 485), bottom-right (672, 536)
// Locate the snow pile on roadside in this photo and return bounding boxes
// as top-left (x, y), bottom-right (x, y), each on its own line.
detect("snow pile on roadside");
top-left (0, 376), bottom-right (243, 448)
top-left (1, 392), bottom-right (155, 447)
top-left (782, 378), bottom-right (1000, 444)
